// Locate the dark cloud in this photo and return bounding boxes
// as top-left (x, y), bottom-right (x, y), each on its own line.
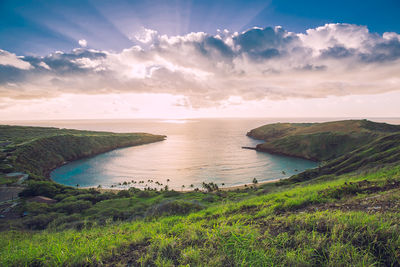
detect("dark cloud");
top-left (320, 46), bottom-right (356, 59)
top-left (360, 38), bottom-right (400, 62)
top-left (0, 65), bottom-right (27, 84)
top-left (234, 27), bottom-right (297, 52)
top-left (203, 36), bottom-right (234, 58)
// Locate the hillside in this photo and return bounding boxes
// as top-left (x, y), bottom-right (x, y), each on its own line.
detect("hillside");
top-left (1, 160), bottom-right (400, 266)
top-left (286, 133), bottom-right (400, 184)
top-left (0, 125), bottom-right (166, 180)
top-left (1, 120), bottom-right (400, 266)
top-left (247, 119), bottom-right (400, 161)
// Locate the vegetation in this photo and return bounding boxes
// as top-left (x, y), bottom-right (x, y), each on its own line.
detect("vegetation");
top-left (1, 165), bottom-right (400, 266)
top-left (247, 119), bottom-right (400, 161)
top-left (0, 125), bottom-right (165, 179)
top-left (1, 120), bottom-right (400, 266)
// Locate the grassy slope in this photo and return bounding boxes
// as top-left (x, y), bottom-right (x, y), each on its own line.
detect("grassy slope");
top-left (1, 166), bottom-right (400, 266)
top-left (0, 125), bottom-right (165, 179)
top-left (286, 133), bottom-right (400, 184)
top-left (247, 119), bottom-right (400, 161)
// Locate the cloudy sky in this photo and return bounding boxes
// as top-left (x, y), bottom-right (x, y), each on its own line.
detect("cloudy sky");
top-left (0, 0), bottom-right (399, 120)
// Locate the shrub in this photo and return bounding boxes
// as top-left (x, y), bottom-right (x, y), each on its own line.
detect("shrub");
top-left (162, 190), bottom-right (180, 197)
top-left (203, 194), bottom-right (216, 203)
top-left (98, 208), bottom-right (130, 221)
top-left (19, 181), bottom-right (70, 198)
top-left (49, 214), bottom-right (81, 229)
top-left (146, 200), bottom-right (203, 217)
top-left (24, 213), bottom-right (59, 230)
top-left (117, 190), bottom-right (131, 198)
top-left (137, 190), bottom-right (158, 198)
top-left (54, 200), bottom-right (92, 214)
top-left (23, 202), bottom-right (50, 216)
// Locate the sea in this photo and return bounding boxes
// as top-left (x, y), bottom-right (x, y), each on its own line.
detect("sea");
top-left (4, 117), bottom-right (400, 190)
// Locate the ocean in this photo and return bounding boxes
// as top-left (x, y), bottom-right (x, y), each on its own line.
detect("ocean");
top-left (6, 117), bottom-right (400, 190)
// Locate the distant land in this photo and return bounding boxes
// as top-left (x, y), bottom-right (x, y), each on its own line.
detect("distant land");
top-left (0, 125), bottom-right (166, 180)
top-left (247, 119), bottom-right (400, 184)
top-left (1, 119), bottom-right (400, 266)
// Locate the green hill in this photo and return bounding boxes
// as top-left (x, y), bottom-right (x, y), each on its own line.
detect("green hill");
top-left (247, 119), bottom-right (400, 161)
top-left (0, 125), bottom-right (166, 179)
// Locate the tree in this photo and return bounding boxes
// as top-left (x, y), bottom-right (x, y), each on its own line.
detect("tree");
top-left (202, 182), bottom-right (219, 192)
top-left (252, 178), bottom-right (258, 184)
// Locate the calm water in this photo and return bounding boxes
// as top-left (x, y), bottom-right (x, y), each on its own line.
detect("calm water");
top-left (6, 118), bottom-right (400, 190)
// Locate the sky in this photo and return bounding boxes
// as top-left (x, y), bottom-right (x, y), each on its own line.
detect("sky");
top-left (0, 0), bottom-right (399, 120)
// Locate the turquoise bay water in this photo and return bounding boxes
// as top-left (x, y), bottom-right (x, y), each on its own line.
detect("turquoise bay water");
top-left (44, 118), bottom-right (320, 190)
top-left (8, 118), bottom-right (399, 190)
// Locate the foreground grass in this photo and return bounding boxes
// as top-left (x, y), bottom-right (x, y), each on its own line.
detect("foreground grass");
top-left (1, 166), bottom-right (400, 266)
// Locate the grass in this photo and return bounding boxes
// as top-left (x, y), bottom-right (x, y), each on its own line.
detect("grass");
top-left (2, 120), bottom-right (400, 266)
top-left (1, 165), bottom-right (400, 266)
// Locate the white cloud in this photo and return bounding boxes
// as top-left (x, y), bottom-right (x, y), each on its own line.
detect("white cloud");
top-left (38, 62), bottom-right (51, 70)
top-left (299, 23), bottom-right (372, 55)
top-left (0, 49), bottom-right (32, 70)
top-left (134, 28), bottom-right (158, 43)
top-left (78, 39), bottom-right (87, 47)
top-left (0, 24), bottom-right (400, 108)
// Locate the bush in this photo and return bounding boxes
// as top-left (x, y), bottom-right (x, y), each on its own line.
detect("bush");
top-left (48, 214), bottom-right (81, 229)
top-left (95, 192), bottom-right (117, 202)
top-left (203, 194), bottom-right (216, 203)
top-left (75, 193), bottom-right (102, 204)
top-left (19, 181), bottom-right (70, 198)
top-left (98, 207), bottom-right (130, 221)
top-left (117, 190), bottom-right (131, 198)
top-left (54, 200), bottom-right (92, 214)
top-left (146, 200), bottom-right (203, 217)
top-left (137, 190), bottom-right (158, 198)
top-left (23, 202), bottom-right (50, 216)
top-left (24, 213), bottom-right (59, 230)
top-left (162, 190), bottom-right (180, 197)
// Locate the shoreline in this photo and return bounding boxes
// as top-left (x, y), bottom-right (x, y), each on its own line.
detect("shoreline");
top-left (80, 177), bottom-right (283, 193)
top-left (46, 136), bottom-right (166, 181)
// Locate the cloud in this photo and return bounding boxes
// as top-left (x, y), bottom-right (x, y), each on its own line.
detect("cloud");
top-left (133, 28), bottom-right (158, 44)
top-left (0, 50), bottom-right (32, 70)
top-left (79, 39), bottom-right (87, 47)
top-left (0, 24), bottom-right (399, 107)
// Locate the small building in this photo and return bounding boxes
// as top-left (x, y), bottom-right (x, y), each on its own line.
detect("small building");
top-left (27, 196), bottom-right (57, 204)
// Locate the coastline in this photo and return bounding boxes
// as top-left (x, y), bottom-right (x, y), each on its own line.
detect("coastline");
top-left (81, 177), bottom-right (283, 193)
top-left (47, 139), bottom-right (166, 180)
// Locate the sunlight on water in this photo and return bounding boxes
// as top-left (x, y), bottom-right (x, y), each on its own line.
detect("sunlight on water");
top-left (160, 119), bottom-right (191, 124)
top-left (9, 117), bottom-right (400, 190)
top-left (47, 118), bottom-right (320, 190)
